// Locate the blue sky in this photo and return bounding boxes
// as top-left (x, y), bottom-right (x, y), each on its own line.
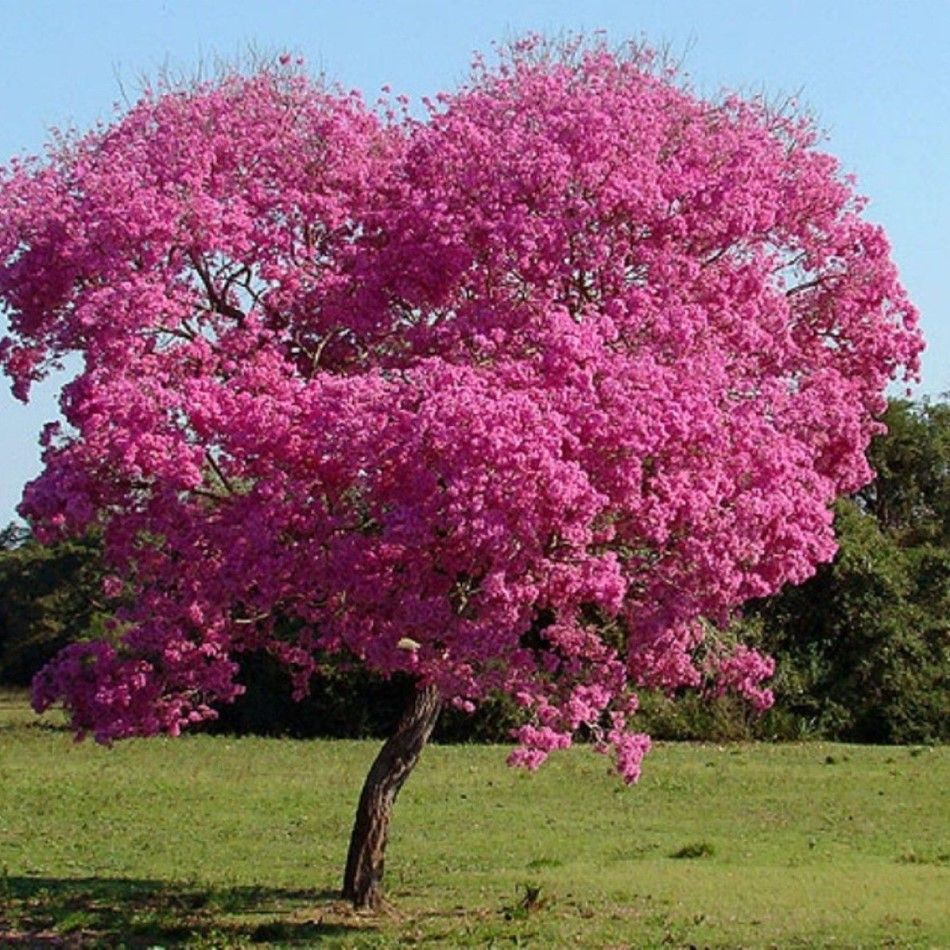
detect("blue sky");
top-left (1, 0), bottom-right (947, 524)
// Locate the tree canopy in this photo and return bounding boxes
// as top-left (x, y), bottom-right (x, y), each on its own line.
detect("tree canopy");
top-left (0, 37), bottom-right (923, 906)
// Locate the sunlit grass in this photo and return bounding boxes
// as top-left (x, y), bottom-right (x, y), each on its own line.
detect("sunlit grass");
top-left (1, 690), bottom-right (947, 946)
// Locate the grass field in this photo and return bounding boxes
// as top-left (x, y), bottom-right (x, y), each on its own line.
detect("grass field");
top-left (0, 691), bottom-right (947, 947)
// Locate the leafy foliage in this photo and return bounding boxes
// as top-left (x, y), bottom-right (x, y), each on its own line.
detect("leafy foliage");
top-left (0, 526), bottom-right (108, 686)
top-left (858, 398), bottom-right (949, 545)
top-left (753, 398), bottom-right (949, 744)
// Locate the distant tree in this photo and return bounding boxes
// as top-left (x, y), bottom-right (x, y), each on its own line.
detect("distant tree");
top-left (0, 38), bottom-right (921, 908)
top-left (752, 397), bottom-right (949, 743)
top-left (0, 525), bottom-right (108, 685)
top-left (857, 397), bottom-right (949, 544)
top-left (0, 522), bottom-right (30, 550)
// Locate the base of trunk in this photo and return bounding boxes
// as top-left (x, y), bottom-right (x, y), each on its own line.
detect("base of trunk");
top-left (341, 683), bottom-right (442, 910)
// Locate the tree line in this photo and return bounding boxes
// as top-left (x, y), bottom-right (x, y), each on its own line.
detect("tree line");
top-left (2, 397), bottom-right (946, 745)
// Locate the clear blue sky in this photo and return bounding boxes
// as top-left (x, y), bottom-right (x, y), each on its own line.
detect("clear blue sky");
top-left (1, 0), bottom-right (947, 524)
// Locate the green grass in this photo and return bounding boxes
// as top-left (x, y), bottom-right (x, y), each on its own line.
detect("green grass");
top-left (1, 689), bottom-right (947, 947)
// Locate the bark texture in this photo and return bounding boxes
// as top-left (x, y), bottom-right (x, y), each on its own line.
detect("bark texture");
top-left (341, 683), bottom-right (442, 910)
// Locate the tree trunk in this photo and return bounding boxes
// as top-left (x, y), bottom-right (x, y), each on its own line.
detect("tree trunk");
top-left (341, 683), bottom-right (442, 910)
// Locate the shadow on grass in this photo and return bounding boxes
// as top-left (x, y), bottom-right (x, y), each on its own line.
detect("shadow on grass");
top-left (0, 875), bottom-right (367, 946)
top-left (0, 720), bottom-right (71, 735)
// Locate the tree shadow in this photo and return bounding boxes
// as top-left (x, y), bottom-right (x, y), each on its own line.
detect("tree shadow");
top-left (0, 875), bottom-right (368, 946)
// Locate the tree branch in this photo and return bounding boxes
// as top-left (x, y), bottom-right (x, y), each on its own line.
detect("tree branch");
top-left (189, 251), bottom-right (247, 322)
top-left (205, 450), bottom-right (236, 495)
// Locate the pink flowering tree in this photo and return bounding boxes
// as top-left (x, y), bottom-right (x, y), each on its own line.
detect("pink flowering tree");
top-left (0, 39), bottom-right (921, 909)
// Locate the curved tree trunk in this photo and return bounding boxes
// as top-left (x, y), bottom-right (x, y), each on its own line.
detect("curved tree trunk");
top-left (341, 683), bottom-right (442, 910)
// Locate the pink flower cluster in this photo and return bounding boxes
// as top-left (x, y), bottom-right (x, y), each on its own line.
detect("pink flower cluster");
top-left (1, 38), bottom-right (921, 780)
top-left (706, 645), bottom-right (776, 713)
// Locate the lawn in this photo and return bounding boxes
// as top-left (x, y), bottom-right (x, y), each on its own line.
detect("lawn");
top-left (1, 690), bottom-right (947, 947)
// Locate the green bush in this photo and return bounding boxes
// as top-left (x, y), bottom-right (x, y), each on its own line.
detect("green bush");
top-left (752, 500), bottom-right (948, 744)
top-left (0, 527), bottom-right (109, 686)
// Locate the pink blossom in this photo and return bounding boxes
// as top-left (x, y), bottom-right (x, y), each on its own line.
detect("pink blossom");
top-left (1, 38), bottom-right (921, 782)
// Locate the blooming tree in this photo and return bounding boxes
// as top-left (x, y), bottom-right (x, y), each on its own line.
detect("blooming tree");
top-left (0, 39), bottom-right (921, 908)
